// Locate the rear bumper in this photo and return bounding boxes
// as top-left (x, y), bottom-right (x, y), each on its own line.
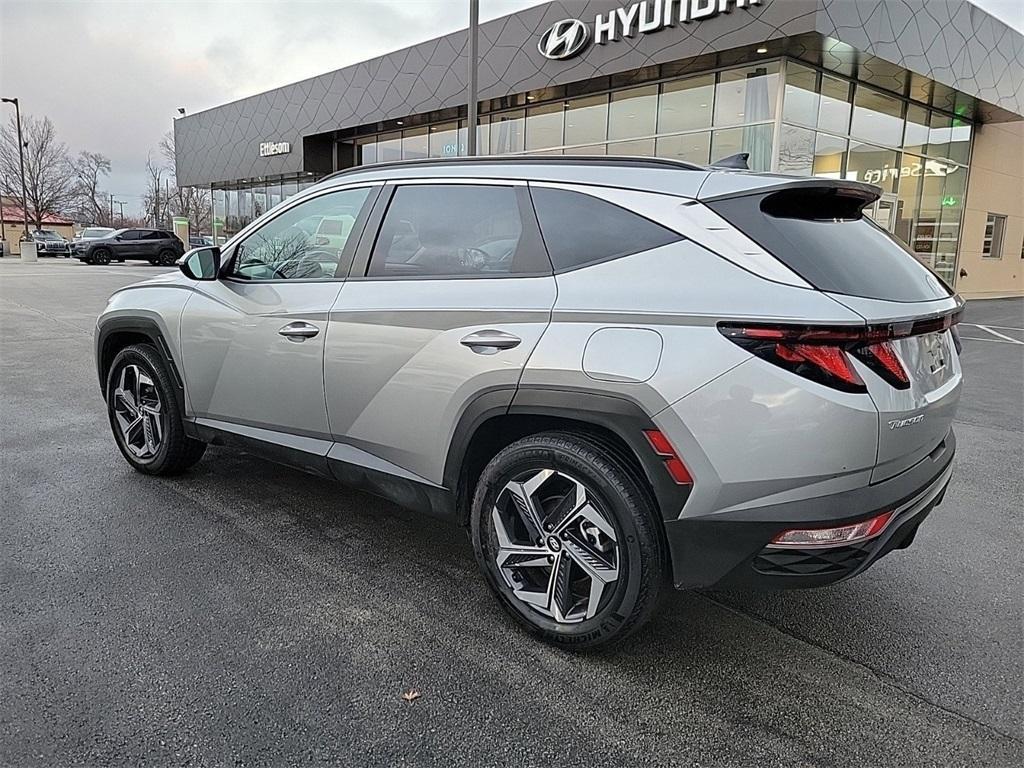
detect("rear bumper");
top-left (664, 429), bottom-right (955, 590)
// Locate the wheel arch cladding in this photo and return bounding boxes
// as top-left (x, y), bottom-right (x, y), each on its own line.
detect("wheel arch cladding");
top-left (446, 387), bottom-right (692, 527)
top-left (96, 318), bottom-right (185, 409)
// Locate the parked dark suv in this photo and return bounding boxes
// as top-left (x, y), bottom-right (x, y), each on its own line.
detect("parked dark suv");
top-left (74, 228), bottom-right (184, 266)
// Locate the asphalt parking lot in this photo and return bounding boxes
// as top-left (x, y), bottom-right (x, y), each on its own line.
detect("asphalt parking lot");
top-left (1, 258), bottom-right (1021, 767)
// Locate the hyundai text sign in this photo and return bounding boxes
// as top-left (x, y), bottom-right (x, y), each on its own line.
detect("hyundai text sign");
top-left (538, 0), bottom-right (763, 61)
top-left (259, 141), bottom-right (291, 157)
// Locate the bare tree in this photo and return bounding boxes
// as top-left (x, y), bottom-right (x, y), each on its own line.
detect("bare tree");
top-left (146, 130), bottom-right (211, 233)
top-left (0, 114), bottom-right (76, 229)
top-left (142, 152), bottom-right (169, 228)
top-left (69, 150), bottom-right (112, 225)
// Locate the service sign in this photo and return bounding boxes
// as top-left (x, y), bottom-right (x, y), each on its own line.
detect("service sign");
top-left (539, 0), bottom-right (764, 61)
top-left (259, 141), bottom-right (291, 157)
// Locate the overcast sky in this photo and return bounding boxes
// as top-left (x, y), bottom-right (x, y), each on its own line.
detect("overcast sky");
top-left (1, 0), bottom-right (1021, 217)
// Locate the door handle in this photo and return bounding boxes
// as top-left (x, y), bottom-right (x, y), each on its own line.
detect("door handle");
top-left (278, 321), bottom-right (320, 341)
top-left (460, 330), bottom-right (521, 354)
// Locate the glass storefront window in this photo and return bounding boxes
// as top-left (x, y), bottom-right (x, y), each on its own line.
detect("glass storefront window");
top-left (608, 85), bottom-right (657, 142)
top-left (376, 132), bottom-right (402, 163)
top-left (490, 110), bottom-right (525, 154)
top-left (655, 131), bottom-right (711, 165)
top-left (281, 180), bottom-right (298, 200)
top-left (658, 74), bottom-right (714, 133)
top-left (894, 154), bottom-right (923, 245)
top-left (711, 125), bottom-right (772, 171)
top-left (564, 94), bottom-right (608, 147)
top-left (608, 138), bottom-right (655, 156)
top-left (903, 105), bottom-right (929, 155)
top-left (714, 62), bottom-right (779, 128)
top-left (252, 185), bottom-right (267, 219)
top-left (928, 112), bottom-right (971, 164)
top-left (813, 133), bottom-right (846, 178)
top-left (525, 102), bottom-right (563, 151)
top-left (783, 63), bottom-right (818, 127)
top-left (356, 136), bottom-right (377, 165)
top-left (562, 143), bottom-right (607, 156)
top-left (778, 124), bottom-right (815, 176)
top-left (267, 183), bottom-right (282, 211)
top-left (402, 126), bottom-right (429, 160)
top-left (428, 121), bottom-right (461, 157)
top-left (850, 85), bottom-right (904, 147)
top-left (818, 74), bottom-right (852, 135)
top-left (846, 141), bottom-right (900, 192)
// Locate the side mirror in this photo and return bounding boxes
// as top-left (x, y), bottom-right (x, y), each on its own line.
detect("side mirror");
top-left (314, 235), bottom-right (330, 246)
top-left (114, 235), bottom-right (123, 241)
top-left (178, 246), bottom-right (221, 280)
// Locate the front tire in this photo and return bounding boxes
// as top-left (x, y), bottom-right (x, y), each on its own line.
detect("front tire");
top-left (106, 343), bottom-right (206, 475)
top-left (470, 431), bottom-right (665, 649)
top-left (92, 248), bottom-right (111, 265)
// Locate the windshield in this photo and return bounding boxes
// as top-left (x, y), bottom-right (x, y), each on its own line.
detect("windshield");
top-left (34, 230), bottom-right (61, 240)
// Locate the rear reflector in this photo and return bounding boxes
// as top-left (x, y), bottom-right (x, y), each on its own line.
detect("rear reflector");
top-left (642, 429), bottom-right (693, 485)
top-left (769, 510), bottom-right (894, 548)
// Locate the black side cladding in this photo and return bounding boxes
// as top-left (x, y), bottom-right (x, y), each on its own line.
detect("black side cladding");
top-left (706, 185), bottom-right (954, 303)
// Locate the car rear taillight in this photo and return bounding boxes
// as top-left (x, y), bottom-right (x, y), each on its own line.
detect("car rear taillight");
top-left (718, 310), bottom-right (961, 393)
top-left (769, 510), bottom-right (894, 548)
top-left (642, 429), bottom-right (693, 486)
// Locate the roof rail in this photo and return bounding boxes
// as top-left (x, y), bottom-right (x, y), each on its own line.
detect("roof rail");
top-left (321, 154), bottom-right (707, 183)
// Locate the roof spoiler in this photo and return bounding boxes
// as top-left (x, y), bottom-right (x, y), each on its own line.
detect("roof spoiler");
top-left (710, 152), bottom-right (749, 170)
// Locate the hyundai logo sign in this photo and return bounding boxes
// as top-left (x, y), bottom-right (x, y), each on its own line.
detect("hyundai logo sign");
top-left (538, 0), bottom-right (764, 62)
top-left (538, 19), bottom-right (590, 60)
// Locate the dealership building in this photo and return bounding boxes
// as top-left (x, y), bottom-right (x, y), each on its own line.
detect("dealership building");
top-left (175, 0), bottom-right (1024, 296)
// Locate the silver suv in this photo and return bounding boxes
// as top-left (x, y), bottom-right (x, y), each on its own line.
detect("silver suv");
top-left (96, 157), bottom-right (962, 648)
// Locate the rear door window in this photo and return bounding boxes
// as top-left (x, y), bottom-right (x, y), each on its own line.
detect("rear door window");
top-left (529, 186), bottom-right (682, 272)
top-left (706, 187), bottom-right (952, 302)
top-left (368, 184), bottom-right (546, 277)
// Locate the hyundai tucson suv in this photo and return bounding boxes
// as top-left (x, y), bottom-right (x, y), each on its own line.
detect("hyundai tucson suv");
top-left (75, 227), bottom-right (184, 265)
top-left (95, 157), bottom-right (962, 648)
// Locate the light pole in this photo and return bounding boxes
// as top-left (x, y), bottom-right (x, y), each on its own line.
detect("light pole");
top-left (115, 200), bottom-right (126, 225)
top-left (466, 0), bottom-right (479, 156)
top-left (1, 97), bottom-right (31, 241)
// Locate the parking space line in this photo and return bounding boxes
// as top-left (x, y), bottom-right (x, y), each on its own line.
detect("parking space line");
top-left (959, 335), bottom-right (1024, 345)
top-left (967, 324), bottom-right (1024, 344)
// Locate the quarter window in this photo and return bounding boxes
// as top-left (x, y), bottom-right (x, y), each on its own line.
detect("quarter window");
top-left (530, 187), bottom-right (682, 271)
top-left (982, 213), bottom-right (1006, 258)
top-left (368, 185), bottom-right (533, 277)
top-left (230, 186), bottom-right (372, 280)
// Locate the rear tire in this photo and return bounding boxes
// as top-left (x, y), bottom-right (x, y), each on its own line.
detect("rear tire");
top-left (92, 248), bottom-right (111, 265)
top-left (156, 249), bottom-right (177, 266)
top-left (106, 343), bottom-right (206, 475)
top-left (470, 431), bottom-right (664, 649)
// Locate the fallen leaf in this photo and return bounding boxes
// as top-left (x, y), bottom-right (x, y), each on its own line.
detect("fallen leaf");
top-left (401, 689), bottom-right (421, 703)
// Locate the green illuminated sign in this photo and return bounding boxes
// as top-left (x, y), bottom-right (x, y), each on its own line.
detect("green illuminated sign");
top-left (941, 196), bottom-right (959, 207)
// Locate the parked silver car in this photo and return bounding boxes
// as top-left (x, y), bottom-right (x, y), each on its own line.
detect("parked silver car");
top-left (95, 157), bottom-right (962, 647)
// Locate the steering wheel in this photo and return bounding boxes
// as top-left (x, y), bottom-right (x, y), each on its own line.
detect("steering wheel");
top-left (271, 249), bottom-right (337, 279)
top-left (457, 246), bottom-right (492, 271)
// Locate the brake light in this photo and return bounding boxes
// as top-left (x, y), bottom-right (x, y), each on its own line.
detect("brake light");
top-left (769, 510), bottom-right (894, 548)
top-left (642, 429), bottom-right (693, 486)
top-left (854, 341), bottom-right (909, 389)
top-left (718, 310), bottom-right (961, 393)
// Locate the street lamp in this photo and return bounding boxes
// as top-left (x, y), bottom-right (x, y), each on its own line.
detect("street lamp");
top-left (466, 0), bottom-right (479, 156)
top-left (1, 97), bottom-right (31, 241)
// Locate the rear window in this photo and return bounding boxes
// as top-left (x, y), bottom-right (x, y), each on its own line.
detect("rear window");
top-left (707, 187), bottom-right (952, 302)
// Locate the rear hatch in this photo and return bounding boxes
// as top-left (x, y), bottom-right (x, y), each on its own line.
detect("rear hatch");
top-left (705, 180), bottom-right (962, 483)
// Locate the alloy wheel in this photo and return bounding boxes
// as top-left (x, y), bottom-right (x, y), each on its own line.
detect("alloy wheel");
top-left (112, 364), bottom-right (164, 459)
top-left (491, 469), bottom-right (620, 623)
